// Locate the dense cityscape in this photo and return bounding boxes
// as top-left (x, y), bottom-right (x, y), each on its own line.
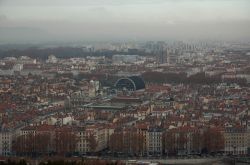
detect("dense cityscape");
top-left (0, 41), bottom-right (250, 164)
top-left (1, 0), bottom-right (250, 164)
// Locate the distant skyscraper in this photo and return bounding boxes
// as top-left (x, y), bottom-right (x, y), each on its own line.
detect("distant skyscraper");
top-left (158, 47), bottom-right (165, 64)
top-left (167, 48), bottom-right (178, 65)
top-left (155, 41), bottom-right (168, 64)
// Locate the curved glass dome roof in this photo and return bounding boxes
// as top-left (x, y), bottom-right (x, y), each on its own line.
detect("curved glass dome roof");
top-left (115, 76), bottom-right (145, 91)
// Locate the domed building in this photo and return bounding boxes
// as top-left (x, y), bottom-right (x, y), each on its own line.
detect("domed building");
top-left (114, 76), bottom-right (145, 91)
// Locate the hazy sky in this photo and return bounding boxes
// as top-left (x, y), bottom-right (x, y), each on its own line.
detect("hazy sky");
top-left (0, 0), bottom-right (250, 43)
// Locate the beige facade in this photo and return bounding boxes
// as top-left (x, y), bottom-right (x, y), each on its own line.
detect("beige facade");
top-left (137, 127), bottom-right (148, 155)
top-left (224, 127), bottom-right (249, 155)
top-left (77, 126), bottom-right (107, 154)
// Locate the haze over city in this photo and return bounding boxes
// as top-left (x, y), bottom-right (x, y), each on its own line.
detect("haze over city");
top-left (0, 0), bottom-right (250, 43)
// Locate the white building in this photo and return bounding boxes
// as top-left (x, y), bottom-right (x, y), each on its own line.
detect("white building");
top-left (13, 64), bottom-right (23, 72)
top-left (19, 56), bottom-right (36, 64)
top-left (112, 55), bottom-right (140, 64)
top-left (46, 55), bottom-right (58, 63)
top-left (89, 80), bottom-right (100, 98)
top-left (147, 127), bottom-right (163, 155)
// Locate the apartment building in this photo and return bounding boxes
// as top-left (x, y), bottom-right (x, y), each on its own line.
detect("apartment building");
top-left (224, 127), bottom-right (249, 155)
top-left (147, 127), bottom-right (163, 156)
top-left (77, 125), bottom-right (107, 154)
top-left (0, 130), bottom-right (12, 156)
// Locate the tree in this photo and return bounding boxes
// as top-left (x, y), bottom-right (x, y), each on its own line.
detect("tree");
top-left (192, 131), bottom-right (202, 153)
top-left (12, 133), bottom-right (52, 156)
top-left (34, 132), bottom-right (52, 155)
top-left (54, 129), bottom-right (79, 156)
top-left (109, 130), bottom-right (144, 156)
top-left (12, 133), bottom-right (35, 156)
top-left (109, 132), bottom-right (123, 153)
top-left (177, 132), bottom-right (188, 151)
top-left (164, 131), bottom-right (177, 155)
top-left (202, 128), bottom-right (224, 153)
top-left (86, 133), bottom-right (98, 153)
top-left (12, 135), bottom-right (26, 156)
top-left (131, 133), bottom-right (144, 155)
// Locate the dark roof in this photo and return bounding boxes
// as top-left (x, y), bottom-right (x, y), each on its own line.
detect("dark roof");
top-left (225, 127), bottom-right (247, 133)
top-left (115, 76), bottom-right (145, 91)
top-left (128, 76), bottom-right (145, 90)
top-left (148, 127), bottom-right (164, 132)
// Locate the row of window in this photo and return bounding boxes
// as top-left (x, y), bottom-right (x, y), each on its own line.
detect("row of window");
top-left (148, 147), bottom-right (161, 151)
